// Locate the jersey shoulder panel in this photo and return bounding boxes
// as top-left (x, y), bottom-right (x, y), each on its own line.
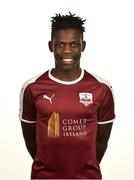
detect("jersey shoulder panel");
top-left (84, 70), bottom-right (115, 124)
top-left (91, 73), bottom-right (115, 99)
top-left (85, 70), bottom-right (114, 95)
top-left (22, 71), bottom-right (48, 89)
top-left (89, 72), bottom-right (112, 88)
top-left (19, 71), bottom-right (48, 123)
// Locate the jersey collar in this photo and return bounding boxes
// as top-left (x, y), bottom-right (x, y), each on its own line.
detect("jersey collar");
top-left (48, 69), bottom-right (84, 85)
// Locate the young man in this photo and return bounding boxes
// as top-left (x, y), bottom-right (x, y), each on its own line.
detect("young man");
top-left (19, 12), bottom-right (115, 179)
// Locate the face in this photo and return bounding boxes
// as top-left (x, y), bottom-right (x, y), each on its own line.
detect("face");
top-left (49, 29), bottom-right (86, 72)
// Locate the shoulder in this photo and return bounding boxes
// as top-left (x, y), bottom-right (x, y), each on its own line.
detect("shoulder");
top-left (19, 71), bottom-right (48, 99)
top-left (91, 73), bottom-right (112, 88)
top-left (85, 70), bottom-right (113, 90)
top-left (21, 71), bottom-right (48, 90)
top-left (84, 70), bottom-right (114, 99)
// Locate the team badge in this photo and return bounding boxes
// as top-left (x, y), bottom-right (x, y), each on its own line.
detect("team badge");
top-left (79, 92), bottom-right (93, 107)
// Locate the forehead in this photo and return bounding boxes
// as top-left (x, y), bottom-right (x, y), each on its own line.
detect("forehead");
top-left (53, 29), bottom-right (82, 41)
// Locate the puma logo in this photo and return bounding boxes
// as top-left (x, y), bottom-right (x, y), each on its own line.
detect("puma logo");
top-left (43, 94), bottom-right (55, 104)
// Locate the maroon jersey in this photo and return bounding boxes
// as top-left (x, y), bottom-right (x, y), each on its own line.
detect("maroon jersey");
top-left (19, 69), bottom-right (115, 179)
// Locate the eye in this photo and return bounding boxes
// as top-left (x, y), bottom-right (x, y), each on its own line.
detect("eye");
top-left (71, 42), bottom-right (79, 48)
top-left (55, 42), bottom-right (64, 48)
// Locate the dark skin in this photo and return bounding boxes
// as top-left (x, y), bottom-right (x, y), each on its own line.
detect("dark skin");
top-left (48, 29), bottom-right (86, 81)
top-left (96, 123), bottom-right (113, 163)
top-left (21, 122), bottom-right (36, 159)
top-left (21, 28), bottom-right (113, 162)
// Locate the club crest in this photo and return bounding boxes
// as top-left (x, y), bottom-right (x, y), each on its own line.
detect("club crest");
top-left (79, 92), bottom-right (93, 107)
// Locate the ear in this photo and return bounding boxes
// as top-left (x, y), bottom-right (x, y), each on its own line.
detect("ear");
top-left (48, 41), bottom-right (53, 52)
top-left (82, 41), bottom-right (86, 52)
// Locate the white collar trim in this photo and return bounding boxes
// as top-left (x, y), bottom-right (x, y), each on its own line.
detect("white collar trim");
top-left (48, 69), bottom-right (84, 85)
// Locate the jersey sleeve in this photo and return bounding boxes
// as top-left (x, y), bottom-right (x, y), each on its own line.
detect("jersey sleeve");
top-left (97, 84), bottom-right (115, 125)
top-left (19, 83), bottom-right (36, 123)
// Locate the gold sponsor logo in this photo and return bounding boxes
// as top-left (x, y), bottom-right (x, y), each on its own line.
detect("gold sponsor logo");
top-left (48, 112), bottom-right (60, 137)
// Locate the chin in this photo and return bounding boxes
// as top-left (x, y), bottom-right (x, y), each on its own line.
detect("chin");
top-left (62, 66), bottom-right (73, 72)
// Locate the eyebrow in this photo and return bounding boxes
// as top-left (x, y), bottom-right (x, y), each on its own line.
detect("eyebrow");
top-left (55, 40), bottom-right (79, 43)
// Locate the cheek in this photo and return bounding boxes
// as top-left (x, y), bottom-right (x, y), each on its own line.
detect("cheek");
top-left (73, 49), bottom-right (82, 56)
top-left (54, 48), bottom-right (63, 56)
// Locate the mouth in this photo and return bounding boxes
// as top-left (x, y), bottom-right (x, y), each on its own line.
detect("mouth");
top-left (61, 58), bottom-right (74, 65)
top-left (63, 58), bottom-right (73, 62)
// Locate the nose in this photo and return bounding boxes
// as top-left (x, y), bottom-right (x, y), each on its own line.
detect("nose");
top-left (63, 44), bottom-right (72, 54)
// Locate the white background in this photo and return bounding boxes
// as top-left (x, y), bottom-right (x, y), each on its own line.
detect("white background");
top-left (0, 0), bottom-right (134, 179)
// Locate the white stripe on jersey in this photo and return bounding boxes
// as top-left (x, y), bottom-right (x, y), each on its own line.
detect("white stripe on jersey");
top-left (91, 73), bottom-right (112, 88)
top-left (20, 118), bottom-right (36, 123)
top-left (91, 73), bottom-right (115, 102)
top-left (97, 118), bottom-right (115, 125)
top-left (19, 72), bottom-right (44, 123)
top-left (91, 73), bottom-right (115, 125)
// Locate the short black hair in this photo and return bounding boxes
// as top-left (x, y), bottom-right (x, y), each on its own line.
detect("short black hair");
top-left (51, 12), bottom-right (86, 39)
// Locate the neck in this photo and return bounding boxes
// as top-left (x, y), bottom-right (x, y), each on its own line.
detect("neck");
top-left (51, 67), bottom-right (81, 82)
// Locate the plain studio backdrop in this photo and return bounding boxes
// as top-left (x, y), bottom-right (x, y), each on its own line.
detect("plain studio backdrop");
top-left (0, 0), bottom-right (134, 179)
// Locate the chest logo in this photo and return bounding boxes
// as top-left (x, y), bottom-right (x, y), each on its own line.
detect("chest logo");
top-left (43, 94), bottom-right (55, 104)
top-left (79, 92), bottom-right (93, 107)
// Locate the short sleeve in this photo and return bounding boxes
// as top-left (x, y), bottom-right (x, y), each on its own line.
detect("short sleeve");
top-left (19, 83), bottom-right (36, 123)
top-left (97, 85), bottom-right (115, 124)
